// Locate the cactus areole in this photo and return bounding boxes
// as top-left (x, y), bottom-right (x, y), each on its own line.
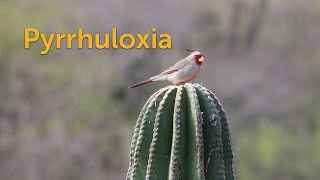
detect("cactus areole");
top-left (126, 83), bottom-right (235, 180)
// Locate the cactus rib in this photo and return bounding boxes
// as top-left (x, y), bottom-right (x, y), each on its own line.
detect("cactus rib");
top-left (196, 84), bottom-right (235, 180)
top-left (194, 85), bottom-right (226, 180)
top-left (185, 84), bottom-right (205, 180)
top-left (168, 85), bottom-right (185, 180)
top-left (127, 87), bottom-right (171, 179)
top-left (131, 86), bottom-right (174, 179)
top-left (146, 87), bottom-right (177, 180)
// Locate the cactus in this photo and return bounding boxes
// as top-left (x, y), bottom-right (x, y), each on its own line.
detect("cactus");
top-left (126, 83), bottom-right (235, 180)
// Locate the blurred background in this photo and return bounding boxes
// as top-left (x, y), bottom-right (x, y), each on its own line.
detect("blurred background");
top-left (1, 0), bottom-right (320, 179)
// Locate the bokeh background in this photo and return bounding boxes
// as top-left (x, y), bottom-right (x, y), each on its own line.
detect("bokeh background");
top-left (1, 0), bottom-right (320, 179)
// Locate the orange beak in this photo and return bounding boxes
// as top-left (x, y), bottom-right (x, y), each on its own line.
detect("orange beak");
top-left (198, 56), bottom-right (205, 62)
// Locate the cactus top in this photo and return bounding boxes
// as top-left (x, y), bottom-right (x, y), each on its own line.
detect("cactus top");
top-left (127, 83), bottom-right (235, 180)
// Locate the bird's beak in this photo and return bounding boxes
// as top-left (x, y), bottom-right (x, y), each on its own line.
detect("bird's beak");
top-left (198, 56), bottom-right (205, 62)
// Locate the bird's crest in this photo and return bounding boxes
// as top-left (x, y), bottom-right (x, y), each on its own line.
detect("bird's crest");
top-left (187, 49), bottom-right (196, 53)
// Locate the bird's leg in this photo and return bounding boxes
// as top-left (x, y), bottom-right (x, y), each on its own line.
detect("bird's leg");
top-left (177, 81), bottom-right (187, 85)
top-left (177, 79), bottom-right (196, 85)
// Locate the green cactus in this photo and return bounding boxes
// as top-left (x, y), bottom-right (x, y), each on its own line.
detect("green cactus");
top-left (127, 83), bottom-right (235, 180)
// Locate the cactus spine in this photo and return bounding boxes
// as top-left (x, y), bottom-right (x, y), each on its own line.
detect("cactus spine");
top-left (127, 83), bottom-right (235, 180)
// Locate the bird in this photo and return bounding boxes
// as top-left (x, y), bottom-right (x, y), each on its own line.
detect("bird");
top-left (129, 49), bottom-right (205, 88)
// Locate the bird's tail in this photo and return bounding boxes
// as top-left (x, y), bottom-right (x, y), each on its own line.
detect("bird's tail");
top-left (128, 79), bottom-right (153, 88)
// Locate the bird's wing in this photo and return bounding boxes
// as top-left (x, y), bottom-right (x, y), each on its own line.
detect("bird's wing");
top-left (159, 58), bottom-right (190, 75)
top-left (150, 59), bottom-right (191, 81)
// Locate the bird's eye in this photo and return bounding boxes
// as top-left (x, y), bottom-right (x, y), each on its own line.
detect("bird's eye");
top-left (195, 55), bottom-right (202, 59)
